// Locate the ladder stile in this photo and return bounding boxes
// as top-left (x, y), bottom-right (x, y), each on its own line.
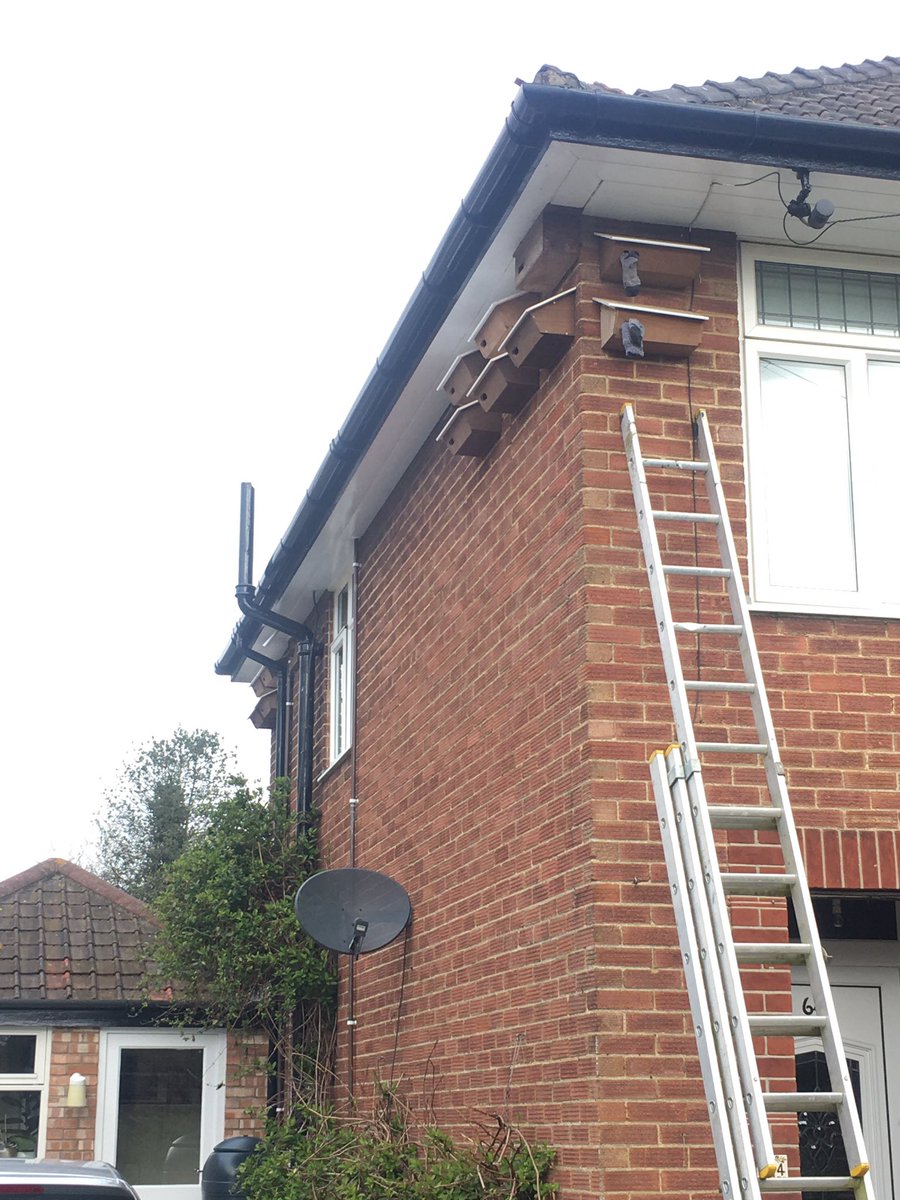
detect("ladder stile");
top-left (649, 749), bottom-right (749, 1200)
top-left (678, 754), bottom-right (778, 1178)
top-left (621, 403), bottom-right (874, 1200)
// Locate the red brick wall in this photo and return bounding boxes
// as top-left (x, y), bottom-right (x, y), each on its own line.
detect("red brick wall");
top-left (284, 216), bottom-right (900, 1200)
top-left (313, 250), bottom-right (600, 1196)
top-left (45, 1029), bottom-right (99, 1158)
top-left (224, 1030), bottom-right (268, 1136)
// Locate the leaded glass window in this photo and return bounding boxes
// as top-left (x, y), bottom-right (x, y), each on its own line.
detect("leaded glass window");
top-left (796, 1051), bottom-right (862, 1200)
top-left (756, 261), bottom-right (900, 336)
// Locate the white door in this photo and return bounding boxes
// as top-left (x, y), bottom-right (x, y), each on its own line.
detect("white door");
top-left (792, 948), bottom-right (900, 1200)
top-left (95, 1030), bottom-right (227, 1200)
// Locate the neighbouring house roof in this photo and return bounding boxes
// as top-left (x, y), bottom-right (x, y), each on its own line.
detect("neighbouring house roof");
top-left (535, 56), bottom-right (900, 128)
top-left (0, 859), bottom-right (159, 1003)
top-left (217, 54), bottom-right (900, 680)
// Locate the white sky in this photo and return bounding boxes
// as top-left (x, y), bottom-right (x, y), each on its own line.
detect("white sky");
top-left (1, 1), bottom-right (896, 881)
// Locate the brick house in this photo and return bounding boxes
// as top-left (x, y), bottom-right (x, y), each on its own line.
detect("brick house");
top-left (0, 859), bottom-right (265, 1197)
top-left (216, 58), bottom-right (900, 1200)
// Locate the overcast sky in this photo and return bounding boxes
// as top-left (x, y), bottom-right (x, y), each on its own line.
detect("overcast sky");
top-left (1, 2), bottom-right (895, 882)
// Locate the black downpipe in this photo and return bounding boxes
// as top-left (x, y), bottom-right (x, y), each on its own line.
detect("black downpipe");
top-left (295, 644), bottom-right (316, 822)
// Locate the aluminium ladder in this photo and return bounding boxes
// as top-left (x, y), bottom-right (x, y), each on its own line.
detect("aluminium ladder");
top-left (620, 403), bottom-right (873, 1200)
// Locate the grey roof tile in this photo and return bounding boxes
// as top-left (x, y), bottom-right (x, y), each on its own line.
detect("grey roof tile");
top-left (538, 55), bottom-right (900, 130)
top-left (0, 859), bottom-right (158, 1003)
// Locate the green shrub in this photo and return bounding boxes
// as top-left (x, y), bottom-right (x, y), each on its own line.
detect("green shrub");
top-left (149, 781), bottom-right (336, 1107)
top-left (239, 1096), bottom-right (556, 1200)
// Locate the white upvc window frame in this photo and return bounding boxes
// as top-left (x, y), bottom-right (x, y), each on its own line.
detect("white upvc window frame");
top-left (0, 1028), bottom-right (49, 1159)
top-left (329, 580), bottom-right (353, 763)
top-left (741, 243), bottom-right (900, 619)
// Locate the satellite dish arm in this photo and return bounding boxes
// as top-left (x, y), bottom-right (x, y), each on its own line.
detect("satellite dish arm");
top-left (348, 919), bottom-right (369, 957)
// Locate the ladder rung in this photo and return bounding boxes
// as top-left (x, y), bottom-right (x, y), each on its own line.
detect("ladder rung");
top-left (663, 565), bottom-right (732, 578)
top-left (684, 679), bottom-right (756, 693)
top-left (674, 622), bottom-right (743, 635)
top-left (652, 509), bottom-right (720, 524)
top-left (708, 805), bottom-right (782, 830)
top-left (761, 1177), bottom-right (859, 1192)
top-left (763, 1092), bottom-right (842, 1113)
top-left (749, 1014), bottom-right (828, 1036)
top-left (641, 456), bottom-right (709, 472)
top-left (734, 942), bottom-right (811, 964)
top-left (697, 741), bottom-right (768, 754)
top-left (721, 873), bottom-right (796, 896)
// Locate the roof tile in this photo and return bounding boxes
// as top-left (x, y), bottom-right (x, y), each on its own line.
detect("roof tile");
top-left (538, 55), bottom-right (900, 130)
top-left (0, 859), bottom-right (158, 1003)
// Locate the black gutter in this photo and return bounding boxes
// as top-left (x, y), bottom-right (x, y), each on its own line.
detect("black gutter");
top-left (217, 84), bottom-right (900, 678)
top-left (510, 84), bottom-right (900, 179)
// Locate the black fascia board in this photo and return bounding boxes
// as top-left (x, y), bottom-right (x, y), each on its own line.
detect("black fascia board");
top-left (0, 1000), bottom-right (174, 1027)
top-left (217, 84), bottom-right (900, 678)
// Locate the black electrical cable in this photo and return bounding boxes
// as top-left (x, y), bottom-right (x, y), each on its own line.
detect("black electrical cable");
top-left (691, 167), bottom-right (900, 246)
top-left (688, 171), bottom-right (785, 232)
top-left (782, 206), bottom-right (900, 246)
top-left (388, 922), bottom-right (412, 1092)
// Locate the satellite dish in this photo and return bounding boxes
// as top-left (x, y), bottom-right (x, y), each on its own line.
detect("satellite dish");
top-left (294, 868), bottom-right (411, 956)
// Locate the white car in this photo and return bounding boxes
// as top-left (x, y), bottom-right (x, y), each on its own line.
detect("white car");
top-left (0, 1160), bottom-right (140, 1199)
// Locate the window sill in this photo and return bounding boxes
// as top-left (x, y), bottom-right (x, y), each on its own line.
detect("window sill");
top-left (749, 600), bottom-right (900, 622)
top-left (317, 747), bottom-right (351, 784)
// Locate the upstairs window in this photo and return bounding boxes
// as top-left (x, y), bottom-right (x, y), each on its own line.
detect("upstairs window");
top-left (742, 246), bottom-right (900, 618)
top-left (329, 581), bottom-right (353, 762)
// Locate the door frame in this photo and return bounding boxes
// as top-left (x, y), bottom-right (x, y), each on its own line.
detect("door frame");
top-left (94, 1028), bottom-right (227, 1200)
top-left (792, 940), bottom-right (900, 1200)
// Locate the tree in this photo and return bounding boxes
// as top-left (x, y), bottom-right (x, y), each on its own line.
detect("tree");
top-left (150, 781), bottom-right (336, 1111)
top-left (92, 727), bottom-right (237, 901)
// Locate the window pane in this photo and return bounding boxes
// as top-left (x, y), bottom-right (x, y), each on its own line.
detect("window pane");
top-left (756, 261), bottom-right (900, 335)
top-left (759, 360), bottom-right (857, 591)
top-left (336, 586), bottom-right (349, 631)
top-left (816, 269), bottom-right (845, 331)
top-left (870, 279), bottom-right (900, 335)
top-left (788, 266), bottom-right (819, 329)
top-left (867, 361), bottom-right (900, 597)
top-left (0, 1091), bottom-right (41, 1158)
top-left (115, 1048), bottom-right (203, 1185)
top-left (0, 1036), bottom-right (36, 1075)
top-left (333, 641), bottom-right (346, 756)
top-left (756, 261), bottom-right (791, 326)
top-left (843, 274), bottom-right (872, 334)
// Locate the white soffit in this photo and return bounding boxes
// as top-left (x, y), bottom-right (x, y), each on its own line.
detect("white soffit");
top-left (253, 138), bottom-right (900, 648)
top-left (564, 144), bottom-right (900, 254)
